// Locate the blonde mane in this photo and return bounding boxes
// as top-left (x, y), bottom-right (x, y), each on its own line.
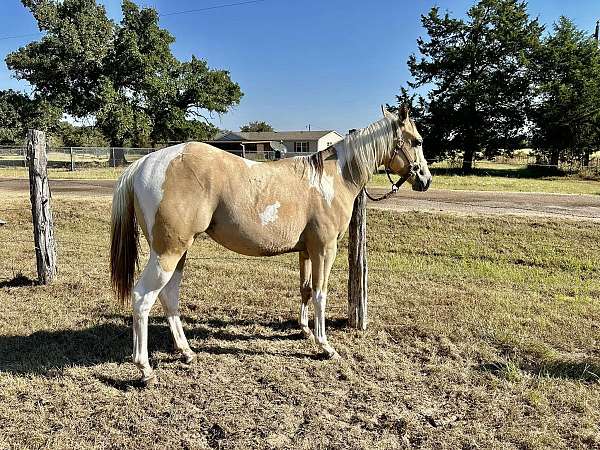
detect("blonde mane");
top-left (336, 116), bottom-right (398, 187)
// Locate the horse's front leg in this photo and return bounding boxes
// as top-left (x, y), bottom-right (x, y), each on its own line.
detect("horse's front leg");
top-left (298, 251), bottom-right (314, 341)
top-left (310, 242), bottom-right (340, 359)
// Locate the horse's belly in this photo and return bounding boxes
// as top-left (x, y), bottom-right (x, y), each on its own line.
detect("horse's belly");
top-left (206, 222), bottom-right (303, 256)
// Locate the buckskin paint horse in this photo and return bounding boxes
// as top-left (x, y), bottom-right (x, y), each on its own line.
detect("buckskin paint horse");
top-left (110, 106), bottom-right (432, 383)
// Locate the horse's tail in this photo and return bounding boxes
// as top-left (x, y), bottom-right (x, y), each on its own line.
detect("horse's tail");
top-left (110, 160), bottom-right (141, 306)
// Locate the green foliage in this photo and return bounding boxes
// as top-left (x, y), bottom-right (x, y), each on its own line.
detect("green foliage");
top-left (402, 0), bottom-right (543, 172)
top-left (54, 122), bottom-right (109, 147)
top-left (7, 0), bottom-right (114, 117)
top-left (240, 121), bottom-right (275, 132)
top-left (6, 0), bottom-right (243, 147)
top-left (0, 90), bottom-right (61, 144)
top-left (531, 17), bottom-right (600, 165)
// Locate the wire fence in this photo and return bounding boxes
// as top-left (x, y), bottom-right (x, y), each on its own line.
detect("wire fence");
top-left (0, 145), bottom-right (160, 170)
top-left (2, 144), bottom-right (599, 173)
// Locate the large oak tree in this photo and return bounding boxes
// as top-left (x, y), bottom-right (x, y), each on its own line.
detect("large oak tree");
top-left (6, 0), bottom-right (243, 155)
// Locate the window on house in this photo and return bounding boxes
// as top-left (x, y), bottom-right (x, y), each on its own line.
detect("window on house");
top-left (294, 141), bottom-right (309, 152)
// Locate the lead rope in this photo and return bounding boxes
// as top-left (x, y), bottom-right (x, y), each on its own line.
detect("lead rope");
top-left (364, 166), bottom-right (410, 201)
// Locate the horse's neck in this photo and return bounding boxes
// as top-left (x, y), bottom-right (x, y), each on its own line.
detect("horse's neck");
top-left (334, 141), bottom-right (391, 198)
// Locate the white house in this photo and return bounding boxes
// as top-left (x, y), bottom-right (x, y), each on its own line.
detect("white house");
top-left (207, 130), bottom-right (344, 157)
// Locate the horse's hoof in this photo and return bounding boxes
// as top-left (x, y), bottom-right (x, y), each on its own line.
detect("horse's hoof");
top-left (321, 345), bottom-right (341, 360)
top-left (182, 351), bottom-right (196, 365)
top-left (300, 327), bottom-right (314, 342)
top-left (141, 373), bottom-right (157, 387)
top-left (328, 350), bottom-right (341, 360)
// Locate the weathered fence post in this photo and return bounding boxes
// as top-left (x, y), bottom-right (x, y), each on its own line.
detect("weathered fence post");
top-left (348, 188), bottom-right (368, 329)
top-left (26, 129), bottom-right (57, 284)
top-left (69, 147), bottom-right (75, 171)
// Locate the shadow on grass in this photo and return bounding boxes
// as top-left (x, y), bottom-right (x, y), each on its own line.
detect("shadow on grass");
top-left (0, 314), bottom-right (334, 377)
top-left (479, 357), bottom-right (600, 383)
top-left (0, 273), bottom-right (38, 288)
top-left (430, 164), bottom-right (568, 179)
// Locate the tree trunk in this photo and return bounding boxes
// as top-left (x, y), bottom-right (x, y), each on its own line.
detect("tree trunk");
top-left (109, 147), bottom-right (128, 167)
top-left (462, 146), bottom-right (475, 174)
top-left (550, 149), bottom-right (559, 167)
top-left (583, 148), bottom-right (590, 167)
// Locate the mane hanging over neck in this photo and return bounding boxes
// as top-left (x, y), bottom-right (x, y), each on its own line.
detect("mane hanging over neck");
top-left (336, 116), bottom-right (398, 187)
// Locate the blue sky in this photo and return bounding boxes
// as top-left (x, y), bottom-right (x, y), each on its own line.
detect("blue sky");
top-left (0, 0), bottom-right (598, 133)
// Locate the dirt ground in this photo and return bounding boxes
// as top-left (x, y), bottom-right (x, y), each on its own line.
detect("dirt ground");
top-left (1, 177), bottom-right (599, 222)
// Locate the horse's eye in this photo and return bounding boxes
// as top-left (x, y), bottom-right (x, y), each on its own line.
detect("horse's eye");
top-left (415, 139), bottom-right (423, 146)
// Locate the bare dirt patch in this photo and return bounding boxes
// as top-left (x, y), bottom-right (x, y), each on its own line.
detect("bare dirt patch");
top-left (2, 178), bottom-right (600, 221)
top-left (368, 187), bottom-right (600, 222)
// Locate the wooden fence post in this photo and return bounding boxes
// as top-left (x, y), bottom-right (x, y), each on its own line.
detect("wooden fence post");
top-left (348, 188), bottom-right (368, 330)
top-left (26, 129), bottom-right (57, 284)
top-left (70, 147), bottom-right (75, 171)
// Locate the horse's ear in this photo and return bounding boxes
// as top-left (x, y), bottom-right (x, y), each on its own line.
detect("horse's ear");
top-left (399, 105), bottom-right (409, 122)
top-left (381, 105), bottom-right (396, 119)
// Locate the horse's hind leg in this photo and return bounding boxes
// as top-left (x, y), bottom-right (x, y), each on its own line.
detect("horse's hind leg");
top-left (132, 251), bottom-right (182, 384)
top-left (298, 251), bottom-right (314, 340)
top-left (158, 252), bottom-right (195, 364)
top-left (309, 241), bottom-right (340, 359)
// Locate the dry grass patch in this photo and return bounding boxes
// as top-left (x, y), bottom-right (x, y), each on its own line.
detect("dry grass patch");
top-left (0, 193), bottom-right (599, 449)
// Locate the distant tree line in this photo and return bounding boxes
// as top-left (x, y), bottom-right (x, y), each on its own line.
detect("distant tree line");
top-left (0, 0), bottom-right (242, 154)
top-left (392, 0), bottom-right (600, 173)
top-left (240, 121), bottom-right (274, 132)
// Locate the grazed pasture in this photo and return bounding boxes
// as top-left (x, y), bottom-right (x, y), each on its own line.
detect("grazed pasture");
top-left (0, 193), bottom-right (599, 449)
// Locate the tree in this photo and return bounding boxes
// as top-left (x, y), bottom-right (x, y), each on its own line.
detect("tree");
top-left (55, 122), bottom-right (109, 147)
top-left (0, 90), bottom-right (60, 144)
top-left (7, 0), bottom-right (243, 160)
top-left (531, 17), bottom-right (600, 166)
top-left (240, 121), bottom-right (274, 132)
top-left (405, 0), bottom-right (543, 172)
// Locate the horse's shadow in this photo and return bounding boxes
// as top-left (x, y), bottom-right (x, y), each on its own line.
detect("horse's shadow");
top-left (0, 315), bottom-right (348, 377)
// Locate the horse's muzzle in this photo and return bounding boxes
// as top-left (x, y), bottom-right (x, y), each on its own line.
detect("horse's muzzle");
top-left (412, 172), bottom-right (432, 192)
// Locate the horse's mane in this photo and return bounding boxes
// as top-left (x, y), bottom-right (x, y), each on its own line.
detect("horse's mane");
top-left (299, 116), bottom-right (396, 187)
top-left (339, 116), bottom-right (397, 186)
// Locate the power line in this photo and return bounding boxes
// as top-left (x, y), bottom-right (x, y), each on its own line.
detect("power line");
top-left (162, 0), bottom-right (267, 17)
top-left (0, 0), bottom-right (267, 41)
top-left (0, 32), bottom-right (42, 41)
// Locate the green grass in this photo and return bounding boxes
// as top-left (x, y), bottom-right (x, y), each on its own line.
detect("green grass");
top-left (0, 193), bottom-right (598, 449)
top-left (2, 160), bottom-right (600, 194)
top-left (370, 162), bottom-right (600, 195)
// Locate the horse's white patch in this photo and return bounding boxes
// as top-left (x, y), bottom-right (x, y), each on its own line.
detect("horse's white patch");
top-left (243, 158), bottom-right (260, 168)
top-left (133, 143), bottom-right (186, 244)
top-left (259, 202), bottom-right (280, 225)
top-left (308, 165), bottom-right (335, 207)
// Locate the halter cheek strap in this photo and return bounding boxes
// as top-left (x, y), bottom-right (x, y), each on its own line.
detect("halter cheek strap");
top-left (364, 136), bottom-right (418, 202)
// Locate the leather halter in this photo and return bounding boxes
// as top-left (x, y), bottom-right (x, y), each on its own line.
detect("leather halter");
top-left (364, 134), bottom-right (420, 202)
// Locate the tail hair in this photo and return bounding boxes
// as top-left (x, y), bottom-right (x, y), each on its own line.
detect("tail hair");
top-left (110, 161), bottom-right (141, 305)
